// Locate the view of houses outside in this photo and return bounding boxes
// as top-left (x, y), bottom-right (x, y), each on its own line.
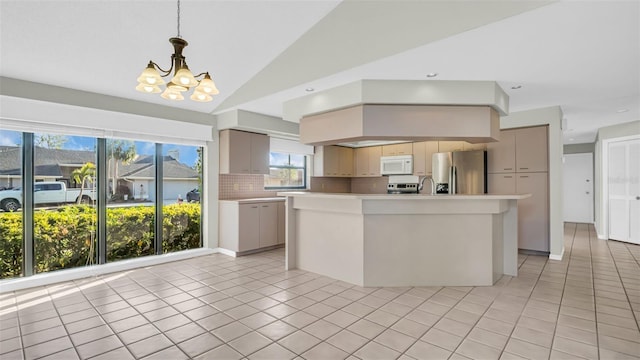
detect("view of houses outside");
top-left (0, 130), bottom-right (202, 278)
top-left (264, 152), bottom-right (306, 189)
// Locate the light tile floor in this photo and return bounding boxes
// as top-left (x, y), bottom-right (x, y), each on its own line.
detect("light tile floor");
top-left (1, 223), bottom-right (639, 359)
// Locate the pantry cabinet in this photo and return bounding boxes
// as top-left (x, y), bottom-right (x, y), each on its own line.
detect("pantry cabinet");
top-left (486, 125), bottom-right (549, 253)
top-left (219, 199), bottom-right (284, 253)
top-left (219, 129), bottom-right (270, 175)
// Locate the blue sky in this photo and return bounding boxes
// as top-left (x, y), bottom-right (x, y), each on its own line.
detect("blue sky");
top-left (0, 130), bottom-right (199, 167)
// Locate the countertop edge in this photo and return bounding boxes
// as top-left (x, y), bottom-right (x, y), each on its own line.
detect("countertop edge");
top-left (277, 192), bottom-right (531, 200)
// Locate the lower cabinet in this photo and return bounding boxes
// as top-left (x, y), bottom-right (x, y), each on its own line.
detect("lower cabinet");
top-left (219, 199), bottom-right (285, 253)
top-left (488, 172), bottom-right (549, 252)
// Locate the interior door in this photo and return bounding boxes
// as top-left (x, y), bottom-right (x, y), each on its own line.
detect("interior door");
top-left (563, 153), bottom-right (593, 223)
top-left (608, 138), bottom-right (640, 244)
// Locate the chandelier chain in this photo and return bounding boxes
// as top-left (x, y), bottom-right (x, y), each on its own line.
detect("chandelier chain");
top-left (177, 0), bottom-right (181, 38)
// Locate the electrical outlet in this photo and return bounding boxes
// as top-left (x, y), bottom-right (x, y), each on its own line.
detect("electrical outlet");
top-left (248, 184), bottom-right (253, 191)
top-left (233, 183), bottom-right (239, 191)
top-left (321, 183), bottom-right (325, 190)
top-left (372, 183), bottom-right (377, 189)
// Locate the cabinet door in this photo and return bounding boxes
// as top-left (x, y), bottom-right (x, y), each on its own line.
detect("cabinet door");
top-left (515, 126), bottom-right (548, 172)
top-left (395, 143), bottom-right (412, 155)
top-left (221, 130), bottom-right (252, 174)
top-left (259, 203), bottom-right (278, 247)
top-left (438, 141), bottom-right (465, 152)
top-left (424, 141), bottom-right (439, 176)
top-left (486, 129), bottom-right (516, 173)
top-left (250, 133), bottom-right (270, 174)
top-left (354, 147), bottom-right (369, 177)
top-left (412, 142), bottom-right (427, 175)
top-left (277, 202), bottom-right (285, 244)
top-left (516, 172), bottom-right (549, 252)
top-left (382, 144), bottom-right (397, 156)
top-left (463, 142), bottom-right (486, 151)
top-left (368, 146), bottom-right (382, 176)
top-left (323, 146), bottom-right (340, 176)
top-left (487, 173), bottom-right (516, 194)
top-left (339, 147), bottom-right (354, 177)
top-left (238, 204), bottom-right (260, 251)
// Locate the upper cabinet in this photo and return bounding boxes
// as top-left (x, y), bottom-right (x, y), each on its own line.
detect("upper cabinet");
top-left (219, 129), bottom-right (269, 175)
top-left (355, 146), bottom-right (382, 177)
top-left (487, 129), bottom-right (516, 173)
top-left (314, 145), bottom-right (354, 177)
top-left (382, 143), bottom-right (412, 156)
top-left (412, 141), bottom-right (439, 176)
top-left (515, 126), bottom-right (548, 172)
top-left (486, 126), bottom-right (548, 174)
top-left (438, 141), bottom-right (465, 153)
top-left (463, 142), bottom-right (487, 151)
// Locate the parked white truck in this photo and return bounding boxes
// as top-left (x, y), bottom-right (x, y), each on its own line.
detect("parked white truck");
top-left (0, 181), bottom-right (97, 212)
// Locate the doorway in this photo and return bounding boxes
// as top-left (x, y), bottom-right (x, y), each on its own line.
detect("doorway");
top-left (608, 137), bottom-right (640, 244)
top-left (563, 153), bottom-right (593, 223)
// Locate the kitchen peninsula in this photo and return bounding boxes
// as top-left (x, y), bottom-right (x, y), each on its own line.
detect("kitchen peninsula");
top-left (278, 192), bottom-right (529, 287)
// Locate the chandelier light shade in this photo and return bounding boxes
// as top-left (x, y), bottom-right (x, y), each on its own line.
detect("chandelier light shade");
top-left (136, 0), bottom-right (218, 102)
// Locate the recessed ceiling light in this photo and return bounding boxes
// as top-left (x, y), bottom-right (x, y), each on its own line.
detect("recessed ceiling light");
top-left (511, 85), bottom-right (522, 90)
top-left (616, 108), bottom-right (629, 113)
top-left (305, 88), bottom-right (314, 92)
top-left (569, 138), bottom-right (574, 141)
top-left (426, 73), bottom-right (438, 78)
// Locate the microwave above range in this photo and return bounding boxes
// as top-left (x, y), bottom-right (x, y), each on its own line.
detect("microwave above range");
top-left (380, 155), bottom-right (413, 175)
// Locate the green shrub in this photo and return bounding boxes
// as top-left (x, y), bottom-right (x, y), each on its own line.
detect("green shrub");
top-left (0, 203), bottom-right (201, 279)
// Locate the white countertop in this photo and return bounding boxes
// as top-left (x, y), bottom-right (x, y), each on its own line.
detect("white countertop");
top-left (277, 192), bottom-right (530, 200)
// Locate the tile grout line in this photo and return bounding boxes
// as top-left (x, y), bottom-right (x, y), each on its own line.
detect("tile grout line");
top-left (588, 222), bottom-right (603, 359)
top-left (603, 234), bottom-right (640, 335)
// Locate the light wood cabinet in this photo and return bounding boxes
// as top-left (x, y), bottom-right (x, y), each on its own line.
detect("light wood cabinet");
top-left (516, 172), bottom-right (549, 252)
top-left (463, 142), bottom-right (487, 151)
top-left (219, 129), bottom-right (269, 175)
top-left (382, 143), bottom-right (412, 156)
top-left (314, 145), bottom-right (353, 177)
top-left (438, 141), bottom-right (465, 152)
top-left (412, 141), bottom-right (439, 176)
top-left (515, 126), bottom-right (548, 172)
top-left (354, 146), bottom-right (382, 177)
top-left (487, 129), bottom-right (516, 173)
top-left (219, 200), bottom-right (285, 253)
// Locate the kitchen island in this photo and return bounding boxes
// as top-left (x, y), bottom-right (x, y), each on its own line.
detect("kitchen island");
top-left (278, 192), bottom-right (530, 287)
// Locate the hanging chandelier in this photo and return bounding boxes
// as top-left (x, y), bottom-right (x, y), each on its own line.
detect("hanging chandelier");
top-left (135, 0), bottom-right (218, 102)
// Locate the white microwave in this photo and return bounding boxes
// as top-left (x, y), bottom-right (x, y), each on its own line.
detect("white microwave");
top-left (380, 155), bottom-right (413, 175)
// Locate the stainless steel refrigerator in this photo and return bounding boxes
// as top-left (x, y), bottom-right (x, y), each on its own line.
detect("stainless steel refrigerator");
top-left (432, 150), bottom-right (487, 194)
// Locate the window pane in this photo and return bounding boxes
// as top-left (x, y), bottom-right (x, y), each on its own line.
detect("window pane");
top-left (0, 130), bottom-right (23, 278)
top-left (33, 133), bottom-right (97, 274)
top-left (162, 144), bottom-right (202, 253)
top-left (107, 139), bottom-right (155, 262)
top-left (265, 152), bottom-right (306, 189)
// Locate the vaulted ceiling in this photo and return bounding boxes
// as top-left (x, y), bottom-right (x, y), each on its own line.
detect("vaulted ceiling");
top-left (1, 1), bottom-right (638, 144)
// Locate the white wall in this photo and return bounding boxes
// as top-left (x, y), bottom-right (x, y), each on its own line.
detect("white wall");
top-left (500, 106), bottom-right (564, 260)
top-left (594, 120), bottom-right (640, 238)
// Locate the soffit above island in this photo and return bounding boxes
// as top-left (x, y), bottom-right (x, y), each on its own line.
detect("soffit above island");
top-left (284, 80), bottom-right (509, 146)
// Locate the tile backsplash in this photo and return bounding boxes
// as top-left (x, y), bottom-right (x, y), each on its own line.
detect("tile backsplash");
top-left (219, 174), bottom-right (278, 200)
top-left (350, 177), bottom-right (388, 194)
top-left (309, 177), bottom-right (351, 193)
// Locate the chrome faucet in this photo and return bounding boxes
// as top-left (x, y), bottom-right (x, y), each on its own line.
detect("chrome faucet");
top-left (419, 176), bottom-right (435, 195)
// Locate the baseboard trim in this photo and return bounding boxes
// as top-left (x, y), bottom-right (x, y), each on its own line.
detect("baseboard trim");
top-left (215, 247), bottom-right (238, 257)
top-left (549, 247), bottom-right (565, 261)
top-left (597, 233), bottom-right (608, 240)
top-left (0, 248), bottom-right (217, 293)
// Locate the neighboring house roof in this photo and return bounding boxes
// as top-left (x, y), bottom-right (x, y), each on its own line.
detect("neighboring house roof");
top-left (0, 146), bottom-right (198, 180)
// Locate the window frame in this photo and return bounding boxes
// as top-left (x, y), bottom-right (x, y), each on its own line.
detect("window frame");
top-left (264, 152), bottom-right (307, 190)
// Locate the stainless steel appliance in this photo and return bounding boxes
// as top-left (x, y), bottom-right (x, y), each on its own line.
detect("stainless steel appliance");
top-left (432, 150), bottom-right (487, 194)
top-left (387, 175), bottom-right (420, 194)
top-left (380, 155), bottom-right (413, 175)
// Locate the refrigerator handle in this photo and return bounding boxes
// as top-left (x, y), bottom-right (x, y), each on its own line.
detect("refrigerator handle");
top-left (449, 166), bottom-right (457, 194)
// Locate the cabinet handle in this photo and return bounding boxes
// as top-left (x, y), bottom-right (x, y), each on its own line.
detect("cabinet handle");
top-left (251, 206), bottom-right (258, 208)
top-left (504, 176), bottom-right (513, 178)
top-left (519, 167), bottom-right (529, 170)
top-left (520, 176), bottom-right (529, 178)
top-left (262, 205), bottom-right (269, 207)
top-left (504, 168), bottom-right (512, 170)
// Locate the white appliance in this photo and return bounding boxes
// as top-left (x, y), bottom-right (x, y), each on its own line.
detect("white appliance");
top-left (387, 175), bottom-right (420, 194)
top-left (380, 155), bottom-right (413, 175)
